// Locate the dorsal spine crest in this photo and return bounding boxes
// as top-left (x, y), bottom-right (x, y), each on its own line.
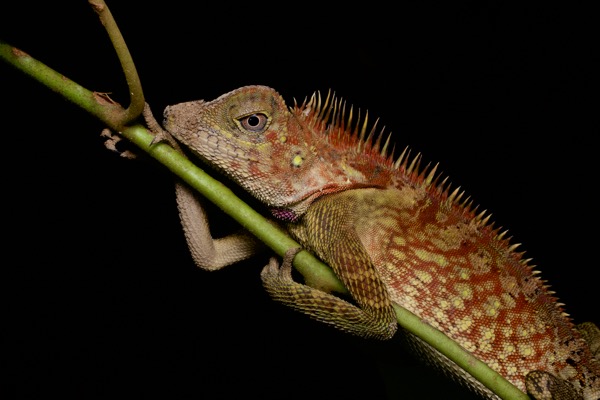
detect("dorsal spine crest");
top-left (292, 88), bottom-right (548, 277)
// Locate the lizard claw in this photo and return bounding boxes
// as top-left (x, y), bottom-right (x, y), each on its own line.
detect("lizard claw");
top-left (282, 247), bottom-right (302, 267)
top-left (260, 247), bottom-right (302, 283)
top-left (101, 128), bottom-right (137, 159)
top-left (143, 102), bottom-right (181, 148)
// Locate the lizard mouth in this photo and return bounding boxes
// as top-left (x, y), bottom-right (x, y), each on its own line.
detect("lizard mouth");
top-left (270, 182), bottom-right (377, 222)
top-left (268, 185), bottom-right (342, 222)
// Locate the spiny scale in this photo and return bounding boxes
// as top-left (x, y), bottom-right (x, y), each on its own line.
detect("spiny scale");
top-left (295, 89), bottom-right (521, 255)
top-left (298, 90), bottom-right (392, 163)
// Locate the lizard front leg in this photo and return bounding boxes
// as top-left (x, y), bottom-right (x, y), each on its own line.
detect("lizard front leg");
top-left (175, 182), bottom-right (264, 270)
top-left (260, 195), bottom-right (398, 340)
top-left (143, 103), bottom-right (265, 271)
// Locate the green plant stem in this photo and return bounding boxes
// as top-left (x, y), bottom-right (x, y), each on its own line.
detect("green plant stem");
top-left (0, 42), bottom-right (125, 129)
top-left (88, 0), bottom-right (144, 124)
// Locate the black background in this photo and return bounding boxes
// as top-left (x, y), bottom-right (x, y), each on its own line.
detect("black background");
top-left (1, 2), bottom-right (597, 399)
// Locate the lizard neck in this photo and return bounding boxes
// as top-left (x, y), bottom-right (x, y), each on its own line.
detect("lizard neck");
top-left (269, 182), bottom-right (386, 222)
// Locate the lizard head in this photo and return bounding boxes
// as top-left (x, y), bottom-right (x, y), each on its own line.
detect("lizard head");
top-left (164, 85), bottom-right (396, 221)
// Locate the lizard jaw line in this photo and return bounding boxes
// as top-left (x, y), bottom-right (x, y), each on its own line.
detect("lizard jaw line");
top-left (270, 183), bottom-right (366, 222)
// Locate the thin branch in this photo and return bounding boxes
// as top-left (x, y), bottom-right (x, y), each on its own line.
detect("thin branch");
top-left (88, 0), bottom-right (144, 125)
top-left (0, 42), bottom-right (125, 129)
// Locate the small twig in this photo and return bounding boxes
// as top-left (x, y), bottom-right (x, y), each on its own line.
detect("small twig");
top-left (88, 0), bottom-right (145, 127)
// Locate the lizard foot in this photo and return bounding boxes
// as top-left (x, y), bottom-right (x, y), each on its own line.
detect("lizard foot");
top-left (142, 103), bottom-right (180, 148)
top-left (260, 247), bottom-right (302, 283)
top-left (101, 128), bottom-right (137, 159)
top-left (526, 370), bottom-right (581, 400)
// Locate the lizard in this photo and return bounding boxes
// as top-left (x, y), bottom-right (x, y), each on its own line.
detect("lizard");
top-left (142, 85), bottom-right (599, 399)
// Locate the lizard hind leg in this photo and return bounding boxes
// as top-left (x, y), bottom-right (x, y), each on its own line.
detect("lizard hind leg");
top-left (577, 322), bottom-right (600, 358)
top-left (260, 248), bottom-right (397, 340)
top-left (525, 371), bottom-right (581, 400)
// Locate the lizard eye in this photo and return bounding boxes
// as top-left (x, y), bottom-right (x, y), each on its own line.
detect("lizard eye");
top-left (239, 113), bottom-right (269, 133)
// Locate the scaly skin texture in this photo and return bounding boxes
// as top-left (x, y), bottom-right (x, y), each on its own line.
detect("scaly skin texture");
top-left (159, 85), bottom-right (599, 399)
